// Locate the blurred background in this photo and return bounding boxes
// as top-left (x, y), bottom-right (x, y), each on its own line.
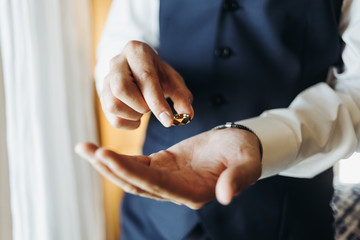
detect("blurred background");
top-left (0, 1), bottom-right (359, 240)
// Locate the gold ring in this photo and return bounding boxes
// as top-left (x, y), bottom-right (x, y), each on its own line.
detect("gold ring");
top-left (172, 113), bottom-right (191, 126)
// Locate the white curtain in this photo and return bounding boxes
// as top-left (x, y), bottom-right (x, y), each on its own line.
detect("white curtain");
top-left (0, 47), bottom-right (13, 240)
top-left (0, 0), bottom-right (105, 239)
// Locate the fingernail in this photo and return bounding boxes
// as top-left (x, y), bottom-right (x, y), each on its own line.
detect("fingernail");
top-left (159, 111), bottom-right (172, 127)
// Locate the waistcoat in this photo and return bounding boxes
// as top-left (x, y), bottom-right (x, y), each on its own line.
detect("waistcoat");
top-left (121, 1), bottom-right (343, 239)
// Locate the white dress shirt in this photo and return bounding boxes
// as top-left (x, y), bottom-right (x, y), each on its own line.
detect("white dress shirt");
top-left (95, 0), bottom-right (360, 178)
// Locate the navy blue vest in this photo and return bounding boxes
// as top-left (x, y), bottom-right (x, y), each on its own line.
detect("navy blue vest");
top-left (122, 0), bottom-right (342, 239)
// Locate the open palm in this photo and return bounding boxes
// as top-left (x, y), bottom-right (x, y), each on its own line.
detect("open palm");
top-left (76, 128), bottom-right (261, 209)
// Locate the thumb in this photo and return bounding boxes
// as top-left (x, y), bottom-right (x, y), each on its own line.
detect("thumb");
top-left (215, 160), bottom-right (261, 205)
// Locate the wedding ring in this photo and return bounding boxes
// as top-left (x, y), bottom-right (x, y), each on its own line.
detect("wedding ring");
top-left (172, 113), bottom-right (191, 126)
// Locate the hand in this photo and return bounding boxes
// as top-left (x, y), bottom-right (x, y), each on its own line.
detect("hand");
top-left (101, 41), bottom-right (194, 129)
top-left (75, 128), bottom-right (262, 209)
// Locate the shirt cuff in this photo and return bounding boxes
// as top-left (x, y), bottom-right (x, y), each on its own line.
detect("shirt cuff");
top-left (237, 117), bottom-right (299, 179)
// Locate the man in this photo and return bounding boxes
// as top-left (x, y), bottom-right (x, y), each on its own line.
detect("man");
top-left (76, 0), bottom-right (360, 239)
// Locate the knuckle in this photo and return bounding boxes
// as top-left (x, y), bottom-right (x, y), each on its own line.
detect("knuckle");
top-left (109, 55), bottom-right (122, 69)
top-left (173, 87), bottom-right (187, 97)
top-left (110, 79), bottom-right (127, 98)
top-left (109, 118), bottom-right (125, 129)
top-left (139, 69), bottom-right (156, 82)
top-left (108, 117), bottom-right (120, 128)
top-left (172, 87), bottom-right (193, 104)
top-left (148, 97), bottom-right (163, 110)
top-left (104, 98), bottom-right (118, 114)
top-left (124, 40), bottom-right (142, 53)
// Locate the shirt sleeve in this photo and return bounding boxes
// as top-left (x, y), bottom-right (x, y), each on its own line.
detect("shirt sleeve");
top-left (239, 0), bottom-right (360, 179)
top-left (94, 0), bottom-right (159, 95)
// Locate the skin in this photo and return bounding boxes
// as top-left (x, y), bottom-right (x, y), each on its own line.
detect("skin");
top-left (100, 40), bottom-right (194, 129)
top-left (76, 41), bottom-right (262, 209)
top-left (76, 128), bottom-right (261, 209)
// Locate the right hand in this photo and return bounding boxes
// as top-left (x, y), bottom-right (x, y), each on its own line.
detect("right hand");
top-left (101, 41), bottom-right (194, 129)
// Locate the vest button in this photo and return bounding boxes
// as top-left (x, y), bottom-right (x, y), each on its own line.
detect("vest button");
top-left (223, 1), bottom-right (240, 11)
top-left (214, 47), bottom-right (232, 58)
top-left (209, 94), bottom-right (226, 108)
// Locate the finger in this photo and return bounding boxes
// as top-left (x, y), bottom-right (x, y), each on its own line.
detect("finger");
top-left (108, 57), bottom-right (150, 114)
top-left (75, 143), bottom-right (165, 200)
top-left (102, 82), bottom-right (142, 129)
top-left (102, 94), bottom-right (143, 121)
top-left (215, 160), bottom-right (261, 205)
top-left (125, 42), bottom-right (173, 127)
top-left (98, 162), bottom-right (166, 201)
top-left (170, 91), bottom-right (194, 119)
top-left (132, 67), bottom-right (173, 127)
top-left (95, 148), bottom-right (206, 208)
top-left (75, 142), bottom-right (113, 175)
top-left (103, 163), bottom-right (184, 204)
top-left (96, 148), bottom-right (151, 166)
top-left (102, 75), bottom-right (144, 121)
top-left (162, 63), bottom-right (194, 118)
top-left (75, 142), bottom-right (100, 162)
top-left (104, 111), bottom-right (141, 130)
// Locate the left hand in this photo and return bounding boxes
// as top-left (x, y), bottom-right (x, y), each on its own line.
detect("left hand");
top-left (75, 128), bottom-right (262, 209)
